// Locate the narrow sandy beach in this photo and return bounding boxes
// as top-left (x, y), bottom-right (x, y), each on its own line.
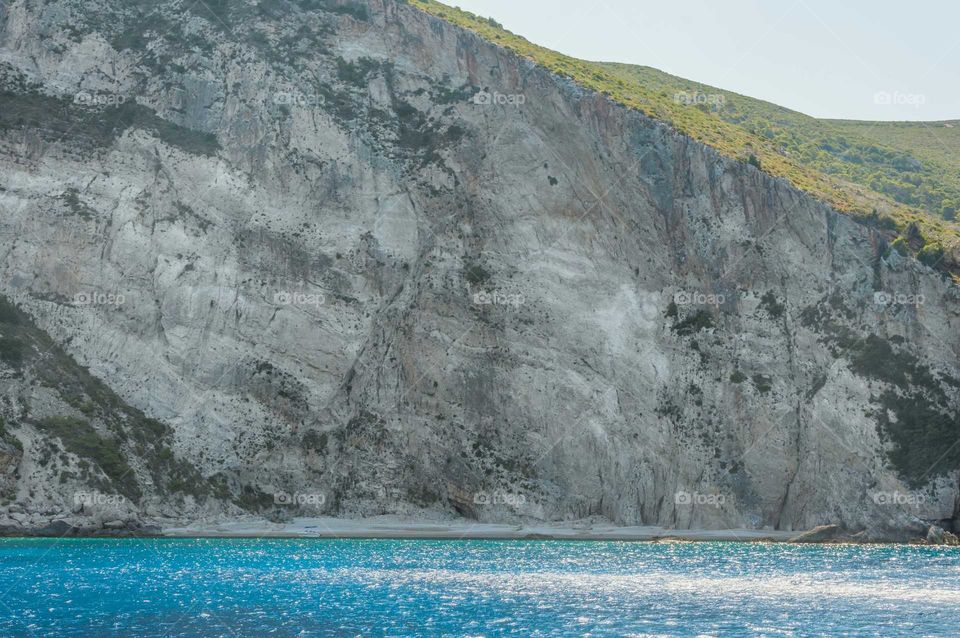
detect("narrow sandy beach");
top-left (163, 516), bottom-right (803, 542)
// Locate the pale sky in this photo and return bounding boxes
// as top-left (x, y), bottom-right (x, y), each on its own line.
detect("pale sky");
top-left (445, 0), bottom-right (960, 121)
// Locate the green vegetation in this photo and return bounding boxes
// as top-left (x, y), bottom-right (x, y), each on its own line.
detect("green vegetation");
top-left (0, 93), bottom-right (220, 157)
top-left (844, 334), bottom-right (959, 484)
top-left (36, 416), bottom-right (138, 498)
top-left (0, 417), bottom-right (22, 452)
top-left (336, 56), bottom-right (381, 86)
top-left (751, 374), bottom-right (773, 394)
top-left (61, 188), bottom-right (96, 220)
top-left (463, 259), bottom-right (491, 285)
top-left (759, 291), bottom-right (785, 319)
top-left (798, 309), bottom-right (959, 483)
top-left (0, 295), bottom-right (209, 501)
top-left (409, 1), bottom-right (960, 275)
top-left (672, 310), bottom-right (714, 336)
top-left (849, 335), bottom-right (941, 396)
top-left (877, 390), bottom-right (959, 485)
top-left (918, 242), bottom-right (945, 267)
top-left (0, 336), bottom-right (24, 368)
top-left (829, 119), bottom-right (960, 218)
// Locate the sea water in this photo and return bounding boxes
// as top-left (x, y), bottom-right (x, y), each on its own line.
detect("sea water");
top-left (0, 538), bottom-right (958, 636)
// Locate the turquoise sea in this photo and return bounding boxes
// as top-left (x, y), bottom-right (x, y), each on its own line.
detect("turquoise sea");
top-left (0, 538), bottom-right (958, 637)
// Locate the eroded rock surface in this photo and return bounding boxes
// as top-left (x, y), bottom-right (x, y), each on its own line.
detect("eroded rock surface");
top-left (0, 0), bottom-right (957, 539)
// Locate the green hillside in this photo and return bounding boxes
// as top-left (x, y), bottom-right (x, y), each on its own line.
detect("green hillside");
top-left (409, 0), bottom-right (960, 277)
top-left (601, 64), bottom-right (960, 222)
top-left (826, 118), bottom-right (960, 216)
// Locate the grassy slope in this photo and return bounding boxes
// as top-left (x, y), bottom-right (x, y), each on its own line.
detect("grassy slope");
top-left (827, 118), bottom-right (960, 211)
top-left (408, 0), bottom-right (960, 275)
top-left (601, 63), bottom-right (960, 222)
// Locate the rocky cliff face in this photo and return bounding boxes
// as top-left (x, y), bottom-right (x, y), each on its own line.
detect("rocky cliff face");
top-left (0, 0), bottom-right (957, 539)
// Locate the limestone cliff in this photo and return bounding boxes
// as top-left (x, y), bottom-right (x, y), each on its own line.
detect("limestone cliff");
top-left (0, 0), bottom-right (957, 540)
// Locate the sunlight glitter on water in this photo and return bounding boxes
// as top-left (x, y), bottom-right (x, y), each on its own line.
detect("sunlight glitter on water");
top-left (0, 538), bottom-right (957, 637)
top-left (331, 567), bottom-right (960, 605)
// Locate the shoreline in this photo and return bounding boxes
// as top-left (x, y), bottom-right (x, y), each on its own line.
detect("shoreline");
top-left (3, 516), bottom-right (952, 544)
top-left (159, 517), bottom-right (804, 542)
